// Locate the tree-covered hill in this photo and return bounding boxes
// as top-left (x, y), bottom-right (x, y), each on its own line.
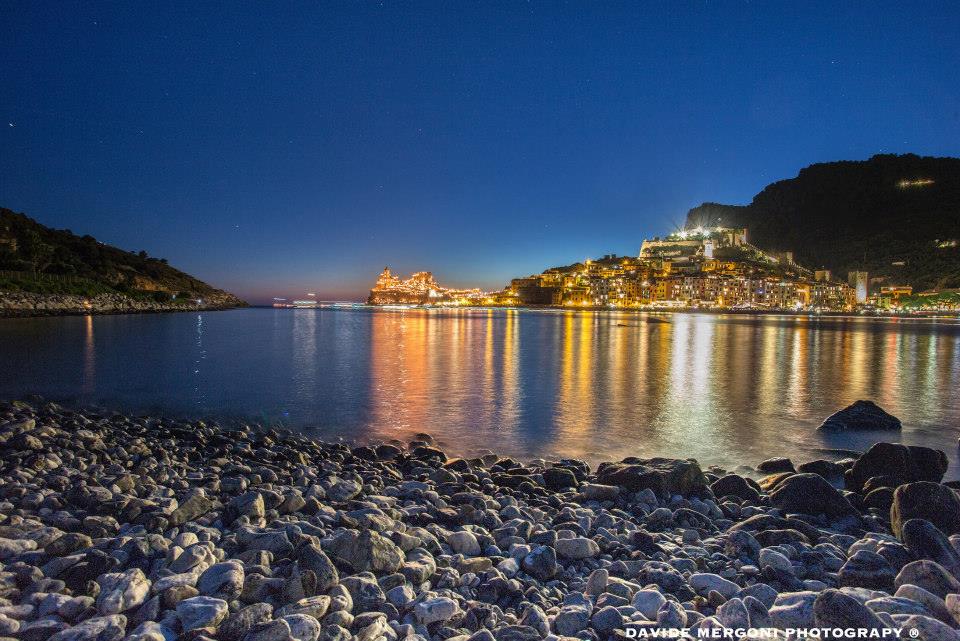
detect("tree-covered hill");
top-left (0, 208), bottom-right (244, 305)
top-left (685, 154), bottom-right (960, 291)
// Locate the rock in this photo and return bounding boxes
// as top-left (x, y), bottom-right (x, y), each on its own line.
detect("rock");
top-left (554, 537), bottom-right (599, 559)
top-left (590, 605), bottom-right (622, 634)
top-left (543, 467), bottom-right (578, 490)
top-left (218, 603), bottom-right (273, 641)
top-left (245, 619), bottom-right (292, 641)
top-left (197, 560), bottom-right (244, 598)
top-left (226, 491), bottom-right (265, 524)
top-left (296, 544), bottom-right (339, 592)
top-left (901, 518), bottom-right (960, 576)
top-left (324, 528), bottom-right (403, 574)
top-left (96, 568), bottom-right (150, 614)
top-left (597, 457), bottom-right (708, 496)
top-left (757, 457), bottom-right (795, 474)
top-left (900, 614), bottom-right (960, 641)
top-left (769, 592), bottom-right (817, 629)
top-left (176, 595), bottom-right (228, 631)
top-left (846, 443), bottom-right (948, 492)
top-left (522, 545), bottom-right (557, 580)
top-left (891, 483), bottom-right (960, 538)
top-left (283, 614), bottom-right (322, 641)
top-left (494, 626), bottom-right (541, 641)
top-left (768, 473), bottom-right (857, 517)
top-left (415, 596), bottom-right (461, 625)
top-left (277, 596), bottom-right (331, 619)
top-left (167, 492), bottom-right (214, 527)
top-left (632, 589), bottom-right (667, 620)
top-left (894, 584), bottom-right (955, 625)
top-left (715, 598), bottom-right (750, 629)
top-left (812, 589), bottom-right (886, 630)
top-left (837, 550), bottom-right (895, 591)
top-left (47, 615), bottom-right (127, 641)
top-left (947, 594), bottom-right (960, 626)
top-left (401, 547), bottom-right (437, 584)
top-left (327, 478), bottom-right (361, 502)
top-left (689, 573), bottom-right (739, 599)
top-left (818, 400), bottom-right (902, 431)
top-left (895, 560), bottom-right (960, 598)
top-left (447, 531), bottom-right (481, 556)
top-left (711, 474), bottom-right (760, 502)
top-left (758, 548), bottom-right (793, 574)
top-left (580, 483), bottom-right (619, 501)
top-left (656, 600), bottom-right (687, 628)
top-left (554, 601), bottom-right (590, 635)
top-left (865, 596), bottom-right (932, 618)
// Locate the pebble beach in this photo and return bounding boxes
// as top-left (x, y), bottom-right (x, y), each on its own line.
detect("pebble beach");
top-left (3, 400), bottom-right (960, 640)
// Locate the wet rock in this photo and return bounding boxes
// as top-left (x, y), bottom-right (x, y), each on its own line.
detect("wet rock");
top-left (891, 482), bottom-right (960, 538)
top-left (846, 443), bottom-right (948, 493)
top-left (757, 457), bottom-right (795, 474)
top-left (818, 400), bottom-right (901, 431)
top-left (769, 473), bottom-right (857, 517)
top-left (711, 475), bottom-right (760, 502)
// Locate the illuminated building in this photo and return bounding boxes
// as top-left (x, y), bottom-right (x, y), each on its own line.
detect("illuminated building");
top-left (847, 271), bottom-right (869, 304)
top-left (368, 267), bottom-right (489, 305)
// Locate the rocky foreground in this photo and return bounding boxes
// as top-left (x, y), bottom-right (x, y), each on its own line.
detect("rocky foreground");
top-left (3, 403), bottom-right (960, 640)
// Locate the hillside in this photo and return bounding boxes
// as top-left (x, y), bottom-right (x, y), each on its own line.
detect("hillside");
top-left (685, 154), bottom-right (960, 291)
top-left (0, 208), bottom-right (245, 310)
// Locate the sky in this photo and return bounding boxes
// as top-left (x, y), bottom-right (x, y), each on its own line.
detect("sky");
top-left (2, 1), bottom-right (960, 302)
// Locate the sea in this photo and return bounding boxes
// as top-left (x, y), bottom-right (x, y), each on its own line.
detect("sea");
top-left (2, 307), bottom-right (959, 477)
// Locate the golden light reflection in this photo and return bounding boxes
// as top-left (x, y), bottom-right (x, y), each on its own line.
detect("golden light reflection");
top-left (81, 315), bottom-right (95, 395)
top-left (360, 310), bottom-right (960, 466)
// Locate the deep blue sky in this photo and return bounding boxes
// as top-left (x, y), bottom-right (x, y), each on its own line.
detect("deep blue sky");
top-left (2, 1), bottom-right (959, 302)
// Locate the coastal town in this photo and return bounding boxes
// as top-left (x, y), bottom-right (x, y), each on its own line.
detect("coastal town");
top-left (367, 226), bottom-right (955, 312)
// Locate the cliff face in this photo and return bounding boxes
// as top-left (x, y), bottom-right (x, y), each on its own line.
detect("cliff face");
top-left (685, 154), bottom-right (960, 291)
top-left (0, 208), bottom-right (245, 314)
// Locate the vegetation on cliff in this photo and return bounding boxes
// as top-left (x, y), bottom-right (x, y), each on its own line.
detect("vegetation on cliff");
top-left (686, 154), bottom-right (960, 291)
top-left (0, 208), bottom-right (244, 306)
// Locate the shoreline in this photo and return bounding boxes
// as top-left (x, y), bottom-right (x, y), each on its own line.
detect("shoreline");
top-left (279, 304), bottom-right (960, 321)
top-left (3, 401), bottom-right (960, 638)
top-left (0, 291), bottom-right (247, 319)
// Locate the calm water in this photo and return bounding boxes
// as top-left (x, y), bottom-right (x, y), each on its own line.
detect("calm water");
top-left (2, 308), bottom-right (959, 476)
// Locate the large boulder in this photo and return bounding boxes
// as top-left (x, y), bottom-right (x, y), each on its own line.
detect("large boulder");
top-left (891, 482), bottom-right (960, 538)
top-left (596, 457), bottom-right (708, 497)
top-left (845, 443), bottom-right (948, 493)
top-left (818, 400), bottom-right (901, 431)
top-left (768, 473), bottom-right (857, 518)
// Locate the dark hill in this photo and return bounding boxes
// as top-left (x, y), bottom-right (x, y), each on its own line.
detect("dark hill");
top-left (685, 154), bottom-right (960, 291)
top-left (0, 207), bottom-right (245, 307)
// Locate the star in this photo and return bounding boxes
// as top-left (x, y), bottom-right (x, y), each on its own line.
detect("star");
top-left (7, 123), bottom-right (13, 128)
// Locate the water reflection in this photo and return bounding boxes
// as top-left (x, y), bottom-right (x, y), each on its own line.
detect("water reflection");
top-left (360, 310), bottom-right (960, 470)
top-left (81, 315), bottom-right (95, 395)
top-left (1, 309), bottom-right (959, 476)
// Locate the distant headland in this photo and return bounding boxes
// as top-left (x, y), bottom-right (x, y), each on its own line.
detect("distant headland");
top-left (0, 208), bottom-right (245, 317)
